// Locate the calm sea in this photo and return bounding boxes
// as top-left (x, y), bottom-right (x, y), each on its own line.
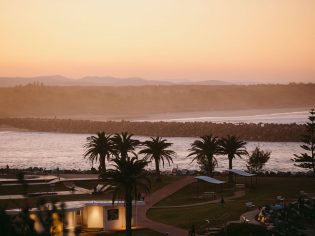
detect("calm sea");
top-left (0, 131), bottom-right (306, 173)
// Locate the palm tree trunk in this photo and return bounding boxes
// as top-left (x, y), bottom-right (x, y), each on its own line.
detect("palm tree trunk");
top-left (209, 163), bottom-right (213, 177)
top-left (100, 154), bottom-right (106, 173)
top-left (208, 156), bottom-right (213, 177)
top-left (228, 156), bottom-right (233, 183)
top-left (125, 190), bottom-right (133, 236)
top-left (155, 158), bottom-right (161, 180)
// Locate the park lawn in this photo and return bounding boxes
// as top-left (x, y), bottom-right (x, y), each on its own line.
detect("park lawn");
top-left (147, 176), bottom-right (315, 234)
top-left (155, 180), bottom-right (234, 206)
top-left (242, 176), bottom-right (315, 205)
top-left (148, 201), bottom-right (246, 234)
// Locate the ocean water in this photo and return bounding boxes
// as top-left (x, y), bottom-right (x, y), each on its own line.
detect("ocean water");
top-left (0, 131), bottom-right (306, 173)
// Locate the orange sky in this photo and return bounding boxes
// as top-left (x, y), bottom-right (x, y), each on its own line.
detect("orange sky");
top-left (0, 0), bottom-right (314, 83)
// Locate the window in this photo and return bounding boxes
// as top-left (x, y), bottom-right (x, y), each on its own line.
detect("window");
top-left (107, 209), bottom-right (119, 221)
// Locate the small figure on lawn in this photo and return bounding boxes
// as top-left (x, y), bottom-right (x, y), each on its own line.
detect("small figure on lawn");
top-left (188, 223), bottom-right (196, 236)
top-left (220, 194), bottom-right (225, 207)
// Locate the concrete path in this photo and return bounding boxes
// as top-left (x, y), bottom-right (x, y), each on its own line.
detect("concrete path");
top-left (138, 176), bottom-right (198, 236)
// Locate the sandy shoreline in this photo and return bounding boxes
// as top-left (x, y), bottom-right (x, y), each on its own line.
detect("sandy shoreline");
top-left (0, 125), bottom-right (31, 132)
top-left (135, 107), bottom-right (309, 121)
top-left (2, 107), bottom-right (310, 122)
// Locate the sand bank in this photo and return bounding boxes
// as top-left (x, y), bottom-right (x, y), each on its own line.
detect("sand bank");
top-left (0, 124), bottom-right (31, 132)
top-left (4, 107), bottom-right (309, 122)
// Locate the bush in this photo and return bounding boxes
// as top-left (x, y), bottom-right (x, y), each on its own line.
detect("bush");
top-left (216, 223), bottom-right (271, 236)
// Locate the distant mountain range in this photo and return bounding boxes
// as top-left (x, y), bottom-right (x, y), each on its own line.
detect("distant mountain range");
top-left (0, 75), bottom-right (231, 87)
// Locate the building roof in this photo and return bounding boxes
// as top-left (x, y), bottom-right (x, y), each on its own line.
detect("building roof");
top-left (6, 200), bottom-right (145, 214)
top-left (228, 169), bottom-right (256, 177)
top-left (194, 176), bottom-right (226, 184)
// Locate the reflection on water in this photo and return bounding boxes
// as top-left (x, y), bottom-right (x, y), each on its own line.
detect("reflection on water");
top-left (0, 131), bottom-right (306, 173)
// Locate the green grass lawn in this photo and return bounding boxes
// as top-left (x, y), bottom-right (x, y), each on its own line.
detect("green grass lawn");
top-left (242, 176), bottom-right (315, 205)
top-left (155, 180), bottom-right (234, 206)
top-left (147, 176), bottom-right (315, 234)
top-left (148, 201), bottom-right (246, 234)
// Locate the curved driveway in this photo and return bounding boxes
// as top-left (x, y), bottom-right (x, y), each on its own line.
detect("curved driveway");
top-left (137, 176), bottom-right (199, 236)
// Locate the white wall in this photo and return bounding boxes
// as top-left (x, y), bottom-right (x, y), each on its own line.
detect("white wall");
top-left (66, 211), bottom-right (76, 229)
top-left (82, 207), bottom-right (88, 227)
top-left (86, 206), bottom-right (104, 228)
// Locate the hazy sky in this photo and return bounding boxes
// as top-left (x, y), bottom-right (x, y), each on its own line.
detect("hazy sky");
top-left (0, 0), bottom-right (314, 83)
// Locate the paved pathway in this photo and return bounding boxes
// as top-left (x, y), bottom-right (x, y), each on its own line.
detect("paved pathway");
top-left (137, 176), bottom-right (198, 236)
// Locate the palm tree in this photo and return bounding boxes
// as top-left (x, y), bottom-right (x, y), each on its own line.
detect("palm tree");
top-left (219, 135), bottom-right (248, 182)
top-left (83, 132), bottom-right (113, 173)
top-left (101, 157), bottom-right (150, 236)
top-left (188, 135), bottom-right (220, 176)
top-left (111, 132), bottom-right (140, 160)
top-left (139, 137), bottom-right (176, 179)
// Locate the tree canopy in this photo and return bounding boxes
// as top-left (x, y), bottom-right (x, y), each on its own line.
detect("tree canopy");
top-left (292, 109), bottom-right (315, 173)
top-left (246, 147), bottom-right (271, 173)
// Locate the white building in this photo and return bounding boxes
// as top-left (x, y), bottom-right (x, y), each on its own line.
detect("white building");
top-left (6, 200), bottom-right (144, 234)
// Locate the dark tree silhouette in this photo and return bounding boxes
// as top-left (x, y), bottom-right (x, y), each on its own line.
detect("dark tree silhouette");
top-left (101, 157), bottom-right (150, 236)
top-left (0, 117), bottom-right (306, 142)
top-left (292, 109), bottom-right (315, 173)
top-left (111, 132), bottom-right (140, 161)
top-left (112, 132), bottom-right (140, 159)
top-left (246, 147), bottom-right (271, 173)
top-left (139, 137), bottom-right (176, 179)
top-left (83, 132), bottom-right (113, 173)
top-left (219, 135), bottom-right (248, 182)
top-left (188, 135), bottom-right (220, 176)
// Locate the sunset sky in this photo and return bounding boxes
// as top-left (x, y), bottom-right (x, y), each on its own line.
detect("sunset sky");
top-left (0, 0), bottom-right (314, 83)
